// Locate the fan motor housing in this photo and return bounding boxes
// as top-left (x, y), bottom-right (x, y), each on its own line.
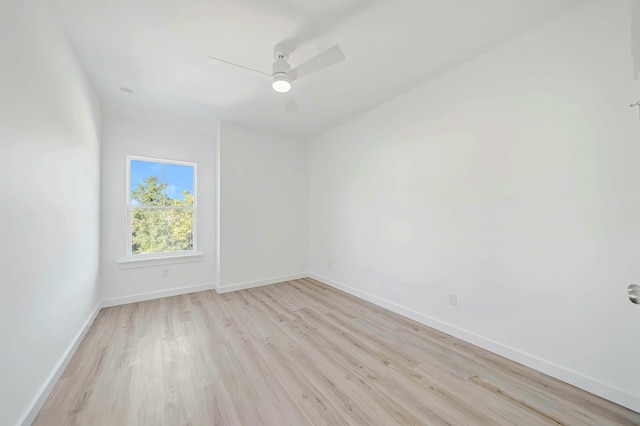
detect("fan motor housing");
top-left (272, 58), bottom-right (291, 76)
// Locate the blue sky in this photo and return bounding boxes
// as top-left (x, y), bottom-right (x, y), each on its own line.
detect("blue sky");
top-left (130, 160), bottom-right (194, 203)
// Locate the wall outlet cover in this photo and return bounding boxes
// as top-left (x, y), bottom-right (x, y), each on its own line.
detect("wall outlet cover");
top-left (448, 293), bottom-right (458, 306)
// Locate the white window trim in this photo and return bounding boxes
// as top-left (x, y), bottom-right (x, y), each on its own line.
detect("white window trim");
top-left (117, 252), bottom-right (204, 269)
top-left (124, 155), bottom-right (198, 262)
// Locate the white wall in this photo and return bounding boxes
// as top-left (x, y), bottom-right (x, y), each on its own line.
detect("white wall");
top-left (0, 0), bottom-right (102, 424)
top-left (309, 0), bottom-right (640, 411)
top-left (218, 122), bottom-right (308, 290)
top-left (100, 104), bottom-right (217, 304)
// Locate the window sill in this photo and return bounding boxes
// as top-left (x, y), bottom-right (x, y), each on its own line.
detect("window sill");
top-left (117, 252), bottom-right (205, 269)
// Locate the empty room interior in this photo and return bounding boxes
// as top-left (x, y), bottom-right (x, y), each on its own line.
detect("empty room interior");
top-left (2, 0), bottom-right (640, 424)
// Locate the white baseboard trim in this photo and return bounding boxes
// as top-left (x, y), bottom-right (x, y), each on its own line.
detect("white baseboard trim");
top-left (101, 282), bottom-right (218, 308)
top-left (216, 272), bottom-right (307, 294)
top-left (19, 303), bottom-right (102, 426)
top-left (308, 272), bottom-right (640, 413)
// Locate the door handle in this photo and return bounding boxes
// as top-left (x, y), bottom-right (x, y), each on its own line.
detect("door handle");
top-left (629, 284), bottom-right (640, 305)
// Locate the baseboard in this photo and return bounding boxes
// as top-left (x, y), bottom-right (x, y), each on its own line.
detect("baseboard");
top-left (216, 272), bottom-right (307, 294)
top-left (19, 303), bottom-right (101, 426)
top-left (101, 282), bottom-right (218, 308)
top-left (308, 272), bottom-right (640, 413)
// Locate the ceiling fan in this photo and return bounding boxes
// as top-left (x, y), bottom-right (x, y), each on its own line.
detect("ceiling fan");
top-left (209, 44), bottom-right (345, 113)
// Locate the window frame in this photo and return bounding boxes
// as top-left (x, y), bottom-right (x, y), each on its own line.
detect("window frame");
top-left (125, 155), bottom-right (198, 260)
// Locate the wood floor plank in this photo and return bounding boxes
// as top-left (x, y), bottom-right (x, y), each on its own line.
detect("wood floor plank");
top-left (33, 279), bottom-right (640, 425)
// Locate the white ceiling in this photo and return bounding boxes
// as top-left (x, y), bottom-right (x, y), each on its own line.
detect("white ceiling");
top-left (50, 0), bottom-right (584, 138)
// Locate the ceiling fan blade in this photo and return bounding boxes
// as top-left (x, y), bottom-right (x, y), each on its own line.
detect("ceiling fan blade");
top-left (281, 92), bottom-right (299, 113)
top-left (208, 56), bottom-right (271, 78)
top-left (289, 45), bottom-right (345, 81)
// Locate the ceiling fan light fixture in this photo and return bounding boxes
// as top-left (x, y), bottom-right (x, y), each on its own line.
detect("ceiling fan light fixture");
top-left (209, 43), bottom-right (344, 112)
top-left (272, 75), bottom-right (292, 93)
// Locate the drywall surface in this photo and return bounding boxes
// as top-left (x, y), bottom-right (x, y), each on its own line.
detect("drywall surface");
top-left (0, 0), bottom-right (102, 424)
top-left (218, 122), bottom-right (308, 288)
top-left (309, 0), bottom-right (640, 411)
top-left (100, 105), bottom-right (217, 303)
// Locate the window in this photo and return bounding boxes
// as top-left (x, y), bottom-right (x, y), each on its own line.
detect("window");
top-left (126, 156), bottom-right (197, 259)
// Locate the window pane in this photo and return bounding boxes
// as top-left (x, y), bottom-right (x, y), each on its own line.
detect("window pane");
top-left (165, 164), bottom-right (194, 206)
top-left (130, 160), bottom-right (166, 206)
top-left (131, 209), bottom-right (193, 255)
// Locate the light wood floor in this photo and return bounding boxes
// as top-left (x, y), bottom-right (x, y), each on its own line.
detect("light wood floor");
top-left (34, 278), bottom-right (639, 425)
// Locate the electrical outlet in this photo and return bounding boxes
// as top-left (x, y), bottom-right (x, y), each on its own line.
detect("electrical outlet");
top-left (162, 269), bottom-right (169, 278)
top-left (448, 293), bottom-right (458, 306)
top-left (327, 261), bottom-right (332, 269)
